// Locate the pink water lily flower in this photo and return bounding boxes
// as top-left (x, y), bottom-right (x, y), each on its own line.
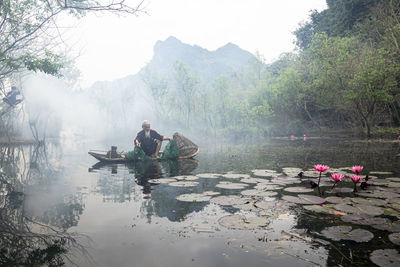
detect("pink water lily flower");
top-left (330, 173), bottom-right (344, 190)
top-left (331, 173), bottom-right (344, 182)
top-left (314, 164), bottom-right (330, 187)
top-left (350, 175), bottom-right (362, 183)
top-left (350, 175), bottom-right (362, 192)
top-left (351, 165), bottom-right (364, 174)
top-left (314, 164), bottom-right (330, 173)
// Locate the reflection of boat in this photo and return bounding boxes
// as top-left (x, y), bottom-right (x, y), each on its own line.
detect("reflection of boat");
top-left (89, 133), bottom-right (199, 163)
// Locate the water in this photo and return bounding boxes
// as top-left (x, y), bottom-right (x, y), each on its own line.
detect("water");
top-left (1, 137), bottom-right (400, 266)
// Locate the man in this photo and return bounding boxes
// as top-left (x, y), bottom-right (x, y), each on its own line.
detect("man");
top-left (3, 86), bottom-right (23, 106)
top-left (135, 121), bottom-right (172, 158)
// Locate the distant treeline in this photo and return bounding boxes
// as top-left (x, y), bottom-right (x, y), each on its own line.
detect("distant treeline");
top-left (144, 0), bottom-right (400, 138)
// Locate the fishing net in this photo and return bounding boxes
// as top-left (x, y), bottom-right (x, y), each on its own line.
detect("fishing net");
top-left (159, 140), bottom-right (179, 160)
top-left (173, 132), bottom-right (199, 158)
top-left (125, 146), bottom-right (149, 161)
top-left (125, 133), bottom-right (198, 161)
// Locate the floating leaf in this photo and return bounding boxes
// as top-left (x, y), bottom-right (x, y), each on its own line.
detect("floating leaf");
top-left (388, 182), bottom-right (400, 188)
top-left (271, 177), bottom-right (301, 185)
top-left (218, 214), bottom-right (269, 230)
top-left (215, 182), bottom-right (249, 189)
top-left (221, 173), bottom-right (250, 179)
top-left (321, 226), bottom-right (374, 242)
top-left (240, 189), bottom-right (277, 197)
top-left (340, 214), bottom-right (400, 232)
top-left (196, 173), bottom-right (221, 179)
top-left (169, 181), bottom-right (199, 187)
top-left (297, 194), bottom-right (326, 204)
top-left (334, 204), bottom-right (384, 216)
top-left (370, 249), bottom-right (400, 267)
top-left (282, 195), bottom-right (310, 204)
top-left (282, 167), bottom-right (303, 177)
top-left (283, 187), bottom-right (314, 193)
top-left (325, 187), bottom-right (354, 194)
top-left (202, 191), bottom-right (220, 196)
top-left (210, 195), bottom-right (250, 206)
top-left (174, 175), bottom-right (198, 181)
top-left (388, 178), bottom-right (400, 182)
top-left (304, 205), bottom-right (344, 215)
top-left (233, 202), bottom-right (259, 211)
top-left (240, 177), bottom-right (267, 184)
top-left (176, 193), bottom-right (211, 202)
top-left (254, 184), bottom-right (283, 190)
top-left (148, 178), bottom-right (176, 184)
top-left (351, 197), bottom-right (388, 207)
top-left (252, 169), bottom-right (278, 177)
top-left (370, 171), bottom-right (393, 175)
top-left (389, 233), bottom-right (400, 245)
top-left (325, 196), bottom-right (351, 204)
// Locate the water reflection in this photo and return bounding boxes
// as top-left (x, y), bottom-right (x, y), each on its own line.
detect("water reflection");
top-left (0, 144), bottom-right (88, 266)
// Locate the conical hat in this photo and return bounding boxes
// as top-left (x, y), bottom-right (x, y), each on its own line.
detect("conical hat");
top-left (173, 132), bottom-right (199, 158)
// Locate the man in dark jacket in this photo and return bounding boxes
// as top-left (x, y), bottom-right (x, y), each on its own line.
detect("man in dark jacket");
top-left (135, 120), bottom-right (172, 158)
top-left (3, 86), bottom-right (22, 106)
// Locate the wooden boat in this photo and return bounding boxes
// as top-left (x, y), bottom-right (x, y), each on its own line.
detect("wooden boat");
top-left (89, 132), bottom-right (199, 163)
top-left (88, 148), bottom-right (199, 163)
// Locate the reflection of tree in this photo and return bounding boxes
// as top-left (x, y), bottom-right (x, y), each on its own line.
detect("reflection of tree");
top-left (0, 172), bottom-right (88, 266)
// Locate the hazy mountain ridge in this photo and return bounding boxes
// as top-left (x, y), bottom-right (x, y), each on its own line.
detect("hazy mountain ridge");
top-left (88, 36), bottom-right (256, 93)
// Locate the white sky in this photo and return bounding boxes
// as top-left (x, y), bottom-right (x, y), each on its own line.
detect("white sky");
top-left (65, 0), bottom-right (327, 88)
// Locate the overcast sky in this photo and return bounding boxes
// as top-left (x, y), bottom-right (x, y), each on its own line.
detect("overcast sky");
top-left (66, 0), bottom-right (327, 88)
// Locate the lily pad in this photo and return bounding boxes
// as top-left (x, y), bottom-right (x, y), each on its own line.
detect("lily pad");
top-left (252, 169), bottom-right (278, 177)
top-left (351, 197), bottom-right (388, 207)
top-left (340, 214), bottom-right (400, 231)
top-left (334, 203), bottom-right (384, 216)
top-left (282, 167), bottom-right (303, 177)
top-left (240, 189), bottom-right (278, 197)
top-left (358, 190), bottom-right (400, 199)
top-left (389, 233), bottom-right (400, 245)
top-left (196, 173), bottom-right (221, 179)
top-left (370, 171), bottom-right (393, 175)
top-left (302, 171), bottom-right (320, 178)
top-left (169, 181), bottom-right (199, 187)
top-left (174, 175), bottom-right (198, 181)
top-left (304, 204), bottom-right (345, 215)
top-left (148, 178), bottom-right (176, 184)
top-left (388, 178), bottom-right (400, 182)
top-left (233, 202), bottom-right (259, 211)
top-left (240, 177), bottom-right (267, 184)
top-left (221, 173), bottom-right (250, 179)
top-left (282, 195), bottom-right (311, 204)
top-left (321, 225), bottom-right (374, 242)
top-left (370, 249), bottom-right (400, 267)
top-left (325, 187), bottom-right (354, 194)
top-left (254, 184), bottom-right (283, 190)
top-left (210, 195), bottom-right (250, 206)
top-left (385, 208), bottom-right (400, 218)
top-left (218, 214), bottom-right (269, 230)
top-left (283, 187), bottom-right (314, 193)
top-left (325, 196), bottom-right (351, 204)
top-left (202, 191), bottom-right (221, 196)
top-left (388, 182), bottom-right (400, 188)
top-left (215, 182), bottom-right (249, 190)
top-left (176, 193), bottom-right (211, 202)
top-left (297, 194), bottom-right (326, 204)
top-left (271, 177), bottom-right (301, 185)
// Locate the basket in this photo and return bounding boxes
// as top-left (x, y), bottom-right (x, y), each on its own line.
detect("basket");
top-left (173, 132), bottom-right (199, 159)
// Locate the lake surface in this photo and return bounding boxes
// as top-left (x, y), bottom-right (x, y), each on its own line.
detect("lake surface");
top-left (1, 137), bottom-right (400, 266)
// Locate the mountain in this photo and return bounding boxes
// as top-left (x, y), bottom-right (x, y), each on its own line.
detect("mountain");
top-left (145, 36), bottom-right (256, 83)
top-left (83, 37), bottom-right (257, 134)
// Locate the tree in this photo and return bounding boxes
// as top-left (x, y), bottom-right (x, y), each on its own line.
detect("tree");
top-left (173, 61), bottom-right (198, 128)
top-left (0, 0), bottom-right (145, 81)
top-left (141, 66), bottom-right (169, 121)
